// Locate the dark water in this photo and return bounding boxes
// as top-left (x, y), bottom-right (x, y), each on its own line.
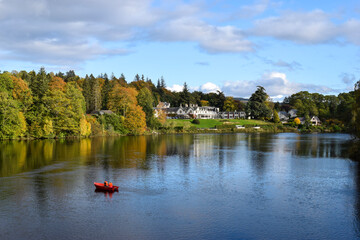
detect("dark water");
top-left (0, 133), bottom-right (358, 240)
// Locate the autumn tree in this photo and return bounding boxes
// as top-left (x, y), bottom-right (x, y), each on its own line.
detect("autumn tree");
top-left (108, 84), bottom-right (138, 116)
top-left (200, 100), bottom-right (209, 106)
top-left (49, 76), bottom-right (66, 91)
top-left (11, 76), bottom-right (33, 113)
top-left (124, 105), bottom-right (147, 134)
top-left (224, 97), bottom-right (237, 111)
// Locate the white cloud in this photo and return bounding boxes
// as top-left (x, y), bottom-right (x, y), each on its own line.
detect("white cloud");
top-left (251, 10), bottom-right (339, 44)
top-left (1, 0), bottom-right (360, 67)
top-left (342, 19), bottom-right (360, 45)
top-left (0, 0), bottom-right (254, 66)
top-left (222, 72), bottom-right (334, 98)
top-left (237, 0), bottom-right (270, 19)
top-left (151, 17), bottom-right (253, 53)
top-left (167, 84), bottom-right (183, 92)
top-left (199, 82), bottom-right (221, 93)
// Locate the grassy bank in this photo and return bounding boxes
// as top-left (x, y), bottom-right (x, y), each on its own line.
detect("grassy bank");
top-left (158, 119), bottom-right (348, 134)
top-left (167, 119), bottom-right (270, 128)
top-left (158, 119), bottom-right (298, 133)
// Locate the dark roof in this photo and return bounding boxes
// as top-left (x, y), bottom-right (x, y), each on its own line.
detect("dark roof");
top-left (91, 110), bottom-right (114, 115)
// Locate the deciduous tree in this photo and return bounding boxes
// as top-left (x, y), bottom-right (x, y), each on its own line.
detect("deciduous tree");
top-left (124, 105), bottom-right (146, 134)
top-left (108, 84), bottom-right (138, 116)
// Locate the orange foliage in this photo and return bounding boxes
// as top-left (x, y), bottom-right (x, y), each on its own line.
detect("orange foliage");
top-left (97, 78), bottom-right (105, 89)
top-left (294, 117), bottom-right (301, 125)
top-left (49, 76), bottom-right (66, 92)
top-left (124, 105), bottom-right (146, 134)
top-left (108, 84), bottom-right (138, 115)
top-left (11, 76), bottom-right (31, 101)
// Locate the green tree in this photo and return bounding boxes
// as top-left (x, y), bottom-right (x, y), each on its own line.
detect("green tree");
top-left (246, 86), bottom-right (272, 119)
top-left (206, 91), bottom-right (226, 110)
top-left (82, 74), bottom-right (102, 113)
top-left (354, 81), bottom-right (360, 138)
top-left (43, 82), bottom-right (85, 136)
top-left (179, 82), bottom-right (191, 105)
top-left (223, 97), bottom-right (237, 111)
top-left (0, 72), bottom-right (14, 93)
top-left (30, 67), bottom-right (50, 100)
top-left (0, 92), bottom-right (26, 138)
top-left (336, 92), bottom-right (355, 127)
top-left (273, 110), bottom-right (280, 123)
top-left (137, 87), bottom-right (155, 127)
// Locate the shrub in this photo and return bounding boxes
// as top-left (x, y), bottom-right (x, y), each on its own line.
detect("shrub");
top-left (192, 119), bottom-right (200, 124)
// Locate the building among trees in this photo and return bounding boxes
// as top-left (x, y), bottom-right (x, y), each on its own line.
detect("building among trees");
top-left (154, 102), bottom-right (246, 119)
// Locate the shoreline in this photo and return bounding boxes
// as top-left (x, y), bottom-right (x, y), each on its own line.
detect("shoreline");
top-left (0, 125), bottom-right (350, 141)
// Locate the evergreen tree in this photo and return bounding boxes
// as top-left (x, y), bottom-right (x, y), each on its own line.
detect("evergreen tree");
top-left (134, 74), bottom-right (140, 82)
top-left (101, 77), bottom-right (111, 110)
top-left (30, 67), bottom-right (50, 100)
top-left (82, 74), bottom-right (102, 113)
top-left (160, 76), bottom-right (166, 88)
top-left (137, 87), bottom-right (155, 127)
top-left (179, 82), bottom-right (191, 105)
top-left (246, 86), bottom-right (272, 119)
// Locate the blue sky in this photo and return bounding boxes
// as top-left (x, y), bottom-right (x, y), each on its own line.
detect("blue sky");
top-left (0, 0), bottom-right (359, 100)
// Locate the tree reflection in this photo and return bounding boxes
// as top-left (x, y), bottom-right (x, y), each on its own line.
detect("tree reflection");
top-left (246, 133), bottom-right (272, 176)
top-left (292, 134), bottom-right (351, 158)
top-left (353, 161), bottom-right (360, 237)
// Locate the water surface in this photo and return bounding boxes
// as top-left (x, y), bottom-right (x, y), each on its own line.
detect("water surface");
top-left (0, 133), bottom-right (358, 239)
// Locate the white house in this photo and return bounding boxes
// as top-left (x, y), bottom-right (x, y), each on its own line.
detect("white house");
top-left (311, 116), bottom-right (321, 126)
top-left (278, 111), bottom-right (289, 122)
top-left (288, 109), bottom-right (298, 118)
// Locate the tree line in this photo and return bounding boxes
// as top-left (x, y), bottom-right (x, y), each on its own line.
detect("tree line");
top-left (0, 68), bottom-right (359, 139)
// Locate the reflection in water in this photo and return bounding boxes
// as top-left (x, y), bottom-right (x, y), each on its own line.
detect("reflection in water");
top-left (94, 189), bottom-right (117, 199)
top-left (0, 133), bottom-right (359, 239)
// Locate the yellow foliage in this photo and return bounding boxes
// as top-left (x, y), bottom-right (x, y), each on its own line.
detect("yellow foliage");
top-left (80, 116), bottom-right (92, 137)
top-left (200, 100), bottom-right (209, 106)
top-left (124, 105), bottom-right (146, 134)
top-left (157, 109), bottom-right (167, 124)
top-left (43, 118), bottom-right (54, 136)
top-left (18, 112), bottom-right (27, 136)
top-left (294, 117), bottom-right (301, 125)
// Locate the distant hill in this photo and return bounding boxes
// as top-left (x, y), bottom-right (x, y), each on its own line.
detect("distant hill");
top-left (234, 97), bottom-right (249, 103)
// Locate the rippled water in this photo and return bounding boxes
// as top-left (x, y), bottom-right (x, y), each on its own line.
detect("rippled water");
top-left (0, 133), bottom-right (358, 239)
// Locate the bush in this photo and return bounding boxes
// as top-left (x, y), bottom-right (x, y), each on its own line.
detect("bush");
top-left (192, 119), bottom-right (200, 124)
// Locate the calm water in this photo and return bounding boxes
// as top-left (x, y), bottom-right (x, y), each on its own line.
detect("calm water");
top-left (0, 133), bottom-right (358, 239)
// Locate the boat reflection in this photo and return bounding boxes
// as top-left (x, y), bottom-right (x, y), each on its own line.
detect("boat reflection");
top-left (94, 189), bottom-right (117, 199)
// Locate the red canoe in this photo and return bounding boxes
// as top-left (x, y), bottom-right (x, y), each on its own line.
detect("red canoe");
top-left (94, 182), bottom-right (119, 192)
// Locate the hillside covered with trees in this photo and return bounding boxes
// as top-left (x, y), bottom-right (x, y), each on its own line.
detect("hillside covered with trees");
top-left (0, 68), bottom-right (359, 139)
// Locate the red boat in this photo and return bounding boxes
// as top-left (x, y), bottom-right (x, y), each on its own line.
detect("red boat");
top-left (94, 182), bottom-right (119, 192)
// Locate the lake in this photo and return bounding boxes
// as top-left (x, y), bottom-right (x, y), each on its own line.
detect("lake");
top-left (0, 133), bottom-right (358, 240)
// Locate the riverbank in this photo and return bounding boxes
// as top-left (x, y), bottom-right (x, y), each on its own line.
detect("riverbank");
top-left (0, 119), bottom-right (349, 140)
top-left (156, 119), bottom-right (345, 134)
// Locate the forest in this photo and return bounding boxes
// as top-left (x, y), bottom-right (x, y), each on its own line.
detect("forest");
top-left (0, 68), bottom-right (359, 139)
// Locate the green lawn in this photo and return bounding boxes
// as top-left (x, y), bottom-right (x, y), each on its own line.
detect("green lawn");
top-left (167, 119), bottom-right (272, 129)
